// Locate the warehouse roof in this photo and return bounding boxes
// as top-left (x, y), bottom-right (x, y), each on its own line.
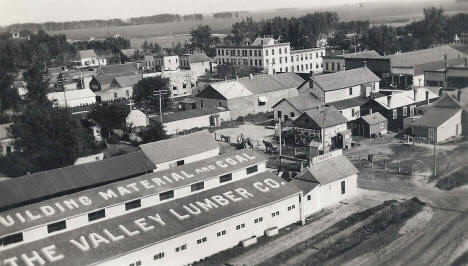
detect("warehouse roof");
top-left (138, 130), bottom-right (218, 166)
top-left (312, 67), bottom-right (380, 92)
top-left (386, 46), bottom-right (465, 67)
top-left (149, 108), bottom-right (226, 124)
top-left (360, 112), bottom-right (387, 125)
top-left (296, 155), bottom-right (358, 185)
top-left (414, 57), bottom-right (467, 75)
top-left (272, 93), bottom-right (323, 111)
top-left (1, 172), bottom-right (301, 266)
top-left (343, 50), bottom-right (381, 58)
top-left (0, 149), bottom-right (265, 236)
top-left (199, 73), bottom-right (303, 100)
top-left (0, 151), bottom-right (154, 211)
top-left (412, 106), bottom-right (461, 128)
top-left (47, 88), bottom-right (96, 103)
top-left (111, 74), bottom-right (142, 88)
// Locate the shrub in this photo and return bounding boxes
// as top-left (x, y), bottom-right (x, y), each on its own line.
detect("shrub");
top-left (436, 166), bottom-right (468, 190)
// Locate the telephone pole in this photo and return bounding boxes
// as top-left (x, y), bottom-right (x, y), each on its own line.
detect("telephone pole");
top-left (153, 89), bottom-right (169, 123)
top-left (433, 128), bottom-right (437, 177)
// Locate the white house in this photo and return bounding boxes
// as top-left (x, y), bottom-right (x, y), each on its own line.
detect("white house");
top-left (47, 88), bottom-right (96, 108)
top-left (96, 74), bottom-right (142, 102)
top-left (0, 123), bottom-right (14, 156)
top-left (126, 109), bottom-right (149, 128)
top-left (78, 49), bottom-right (106, 68)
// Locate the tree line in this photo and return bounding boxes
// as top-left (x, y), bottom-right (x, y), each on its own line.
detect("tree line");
top-left (3, 13), bottom-right (206, 33)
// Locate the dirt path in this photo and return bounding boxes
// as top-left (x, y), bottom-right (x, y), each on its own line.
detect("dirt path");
top-left (226, 189), bottom-right (401, 266)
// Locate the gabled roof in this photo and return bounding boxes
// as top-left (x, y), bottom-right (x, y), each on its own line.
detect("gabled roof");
top-left (373, 88), bottom-right (439, 109)
top-left (386, 46), bottom-right (466, 67)
top-left (0, 151), bottom-right (155, 211)
top-left (95, 49), bottom-right (114, 59)
top-left (343, 50), bottom-right (381, 58)
top-left (120, 48), bottom-right (135, 57)
top-left (312, 67), bottom-right (380, 92)
top-left (293, 106), bottom-right (348, 128)
top-left (252, 37), bottom-right (276, 46)
top-left (328, 97), bottom-right (371, 110)
top-left (96, 63), bottom-right (140, 76)
top-left (360, 112), bottom-right (387, 124)
top-left (239, 73), bottom-right (304, 95)
top-left (138, 130), bottom-right (218, 166)
top-left (414, 57), bottom-right (467, 75)
top-left (272, 93), bottom-right (323, 111)
top-left (201, 81), bottom-right (253, 100)
top-left (413, 106), bottom-right (462, 128)
top-left (93, 74), bottom-right (116, 90)
top-left (0, 123), bottom-right (12, 140)
top-left (78, 49), bottom-right (97, 59)
top-left (112, 74), bottom-right (142, 88)
top-left (295, 155), bottom-right (358, 185)
top-left (185, 53), bottom-right (211, 63)
top-left (47, 88), bottom-right (96, 102)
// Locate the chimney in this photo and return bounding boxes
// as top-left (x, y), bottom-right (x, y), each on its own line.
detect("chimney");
top-left (444, 54), bottom-right (447, 61)
top-left (425, 90), bottom-right (430, 104)
top-left (369, 108), bottom-right (372, 115)
top-left (249, 73), bottom-right (253, 79)
top-left (413, 89), bottom-right (417, 101)
top-left (458, 89), bottom-right (462, 101)
top-left (387, 95), bottom-right (392, 107)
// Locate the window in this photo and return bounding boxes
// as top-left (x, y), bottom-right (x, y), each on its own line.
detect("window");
top-left (191, 182), bottom-right (204, 192)
top-left (272, 48), bottom-right (275, 55)
top-left (428, 128), bottom-right (435, 142)
top-left (114, 92), bottom-right (118, 99)
top-left (380, 122), bottom-right (384, 129)
top-left (341, 181), bottom-right (346, 194)
top-left (249, 50), bottom-right (253, 56)
top-left (287, 205), bottom-right (296, 211)
top-left (291, 112), bottom-right (295, 118)
top-left (349, 87), bottom-right (353, 95)
top-left (154, 252), bottom-right (165, 260)
top-left (47, 220), bottom-right (66, 233)
top-left (285, 48), bottom-right (288, 53)
top-left (173, 86), bottom-right (177, 91)
top-left (265, 50), bottom-right (268, 56)
top-left (272, 58), bottom-right (275, 65)
top-left (410, 105), bottom-right (415, 116)
top-left (284, 115), bottom-right (289, 121)
top-left (393, 109), bottom-right (397, 119)
top-left (279, 57), bottom-right (282, 64)
top-left (271, 211), bottom-right (280, 217)
top-left (326, 63), bottom-right (329, 70)
top-left (175, 244), bottom-right (187, 252)
top-left (250, 59), bottom-right (253, 65)
top-left (88, 209), bottom-right (105, 222)
top-left (403, 107), bottom-right (407, 117)
top-left (254, 50), bottom-right (258, 56)
top-left (351, 108), bottom-right (355, 117)
top-left (220, 173), bottom-right (232, 183)
top-left (125, 199), bottom-right (141, 211)
top-left (197, 237), bottom-right (207, 244)
top-left (285, 57), bottom-right (288, 63)
top-left (291, 56), bottom-right (294, 62)
top-left (337, 63), bottom-right (341, 71)
top-left (254, 217), bottom-right (263, 223)
top-left (259, 50), bottom-right (262, 56)
top-left (307, 195), bottom-right (311, 201)
top-left (1, 233), bottom-right (23, 246)
top-left (279, 48), bottom-right (282, 54)
top-left (160, 190), bottom-right (174, 201)
top-left (236, 223), bottom-right (246, 230)
top-left (331, 63), bottom-right (335, 71)
top-left (286, 67), bottom-right (288, 72)
top-left (217, 230), bottom-right (226, 237)
top-left (177, 159), bottom-right (184, 166)
top-left (183, 83), bottom-right (187, 89)
top-left (126, 90), bottom-right (130, 97)
top-left (246, 165), bottom-right (258, 174)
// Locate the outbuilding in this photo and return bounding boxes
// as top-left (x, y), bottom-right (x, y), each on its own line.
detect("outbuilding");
top-left (352, 112), bottom-right (388, 137)
top-left (126, 109), bottom-right (149, 129)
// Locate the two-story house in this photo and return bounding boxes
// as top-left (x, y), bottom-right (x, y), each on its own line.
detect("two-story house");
top-left (306, 67), bottom-right (381, 121)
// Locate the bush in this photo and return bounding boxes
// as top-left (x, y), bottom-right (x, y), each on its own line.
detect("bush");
top-left (236, 116), bottom-right (245, 122)
top-left (436, 166), bottom-right (468, 190)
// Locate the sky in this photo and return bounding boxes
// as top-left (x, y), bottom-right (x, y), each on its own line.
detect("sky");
top-left (0, 0), bottom-right (406, 26)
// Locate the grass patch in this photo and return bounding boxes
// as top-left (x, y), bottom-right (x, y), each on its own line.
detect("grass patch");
top-left (302, 198), bottom-right (424, 265)
top-left (259, 200), bottom-right (397, 265)
top-left (436, 166), bottom-right (468, 190)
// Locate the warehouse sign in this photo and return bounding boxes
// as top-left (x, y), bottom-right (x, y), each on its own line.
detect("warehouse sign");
top-left (311, 149), bottom-right (342, 165)
top-left (0, 153), bottom-right (258, 229)
top-left (1, 177), bottom-right (292, 266)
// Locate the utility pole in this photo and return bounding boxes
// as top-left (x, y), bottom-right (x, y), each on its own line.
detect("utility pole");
top-left (279, 118), bottom-right (282, 163)
top-left (153, 89), bottom-right (169, 123)
top-left (433, 128), bottom-right (437, 177)
top-left (318, 106), bottom-right (327, 154)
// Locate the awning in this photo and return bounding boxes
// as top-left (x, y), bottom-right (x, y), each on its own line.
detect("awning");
top-left (258, 96), bottom-right (269, 103)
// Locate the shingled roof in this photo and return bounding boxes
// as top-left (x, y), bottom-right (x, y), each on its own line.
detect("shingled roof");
top-left (293, 106), bottom-right (348, 128)
top-left (295, 155), bottom-right (358, 185)
top-left (0, 151), bottom-right (155, 211)
top-left (386, 46), bottom-right (466, 68)
top-left (272, 93), bottom-right (323, 111)
top-left (312, 67), bottom-right (380, 92)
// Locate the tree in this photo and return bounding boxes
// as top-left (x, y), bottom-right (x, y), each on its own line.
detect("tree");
top-left (133, 77), bottom-right (171, 112)
top-left (88, 102), bottom-right (130, 137)
top-left (0, 41), bottom-right (21, 111)
top-left (23, 62), bottom-right (49, 104)
top-left (139, 122), bottom-right (166, 144)
top-left (362, 25), bottom-right (398, 55)
top-left (2, 104), bottom-right (95, 176)
top-left (190, 25), bottom-right (219, 56)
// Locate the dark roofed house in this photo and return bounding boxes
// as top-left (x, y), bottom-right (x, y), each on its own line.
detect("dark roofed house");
top-left (352, 112), bottom-right (388, 137)
top-left (96, 63), bottom-right (140, 76)
top-left (138, 130), bottom-right (219, 170)
top-left (95, 74), bottom-right (142, 102)
top-left (120, 48), bottom-right (135, 62)
top-left (0, 151), bottom-right (155, 211)
top-left (272, 93), bottom-right (323, 122)
top-left (412, 93), bottom-right (463, 143)
top-left (292, 106), bottom-right (351, 151)
top-left (196, 73), bottom-right (304, 119)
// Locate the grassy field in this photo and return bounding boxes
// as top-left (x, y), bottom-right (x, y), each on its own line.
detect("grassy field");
top-left (46, 1), bottom-right (468, 48)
